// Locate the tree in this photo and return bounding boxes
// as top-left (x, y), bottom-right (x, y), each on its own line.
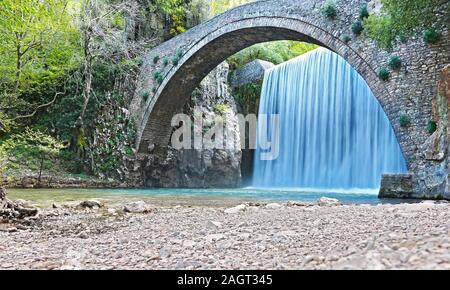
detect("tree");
top-left (76, 0), bottom-right (137, 128)
top-left (0, 0), bottom-right (79, 135)
top-left (0, 0), bottom-right (78, 93)
top-left (0, 128), bottom-right (65, 185)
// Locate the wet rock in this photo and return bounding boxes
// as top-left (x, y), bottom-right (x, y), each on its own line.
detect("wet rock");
top-left (78, 200), bottom-right (103, 209)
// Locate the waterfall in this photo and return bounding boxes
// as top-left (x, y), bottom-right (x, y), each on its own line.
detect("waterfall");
top-left (252, 48), bottom-right (407, 189)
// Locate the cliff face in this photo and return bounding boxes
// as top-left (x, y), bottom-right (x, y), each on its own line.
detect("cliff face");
top-left (139, 62), bottom-right (242, 188)
top-left (423, 65), bottom-right (450, 198)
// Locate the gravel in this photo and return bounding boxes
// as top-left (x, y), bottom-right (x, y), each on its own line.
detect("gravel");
top-left (1, 200), bottom-right (450, 270)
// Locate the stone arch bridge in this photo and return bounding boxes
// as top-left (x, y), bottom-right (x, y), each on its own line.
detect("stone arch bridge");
top-left (129, 0), bottom-right (449, 198)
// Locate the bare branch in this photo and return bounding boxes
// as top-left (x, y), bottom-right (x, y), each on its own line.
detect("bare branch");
top-left (10, 91), bottom-right (63, 121)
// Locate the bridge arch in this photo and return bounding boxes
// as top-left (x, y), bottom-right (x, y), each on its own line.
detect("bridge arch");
top-left (129, 0), bottom-right (449, 197)
top-left (134, 16), bottom-right (392, 154)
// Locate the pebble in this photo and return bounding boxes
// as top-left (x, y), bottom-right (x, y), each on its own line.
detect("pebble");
top-left (224, 204), bottom-right (246, 214)
top-left (1, 201), bottom-right (450, 270)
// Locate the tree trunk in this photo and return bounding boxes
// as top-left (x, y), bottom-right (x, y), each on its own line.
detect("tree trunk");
top-left (79, 33), bottom-right (93, 126)
top-left (14, 46), bottom-right (23, 94)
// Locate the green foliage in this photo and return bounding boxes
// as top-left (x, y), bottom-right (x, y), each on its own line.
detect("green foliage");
top-left (233, 81), bottom-right (262, 114)
top-left (359, 4), bottom-right (369, 19)
top-left (209, 0), bottom-right (251, 17)
top-left (152, 87), bottom-right (157, 93)
top-left (363, 0), bottom-right (444, 50)
top-left (423, 28), bottom-right (440, 44)
top-left (321, 0), bottom-right (337, 19)
top-left (0, 128), bottom-right (65, 175)
top-left (228, 41), bottom-right (318, 71)
top-left (363, 15), bottom-right (395, 50)
top-left (213, 103), bottom-right (228, 116)
top-left (399, 115), bottom-right (411, 127)
top-left (153, 70), bottom-right (163, 84)
top-left (341, 34), bottom-right (351, 43)
top-left (0, 0), bottom-right (79, 94)
top-left (427, 120), bottom-right (437, 134)
top-left (352, 21), bottom-right (364, 35)
top-left (142, 91), bottom-right (150, 102)
top-left (176, 48), bottom-right (184, 59)
top-left (153, 55), bottom-right (160, 64)
top-left (378, 67), bottom-right (390, 81)
top-left (111, 11), bottom-right (125, 29)
top-left (0, 142), bottom-right (7, 182)
top-left (388, 56), bottom-right (402, 70)
top-left (172, 55), bottom-right (180, 66)
top-left (162, 57), bottom-right (169, 67)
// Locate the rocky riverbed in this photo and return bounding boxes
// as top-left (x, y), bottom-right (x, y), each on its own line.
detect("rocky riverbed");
top-left (1, 198), bottom-right (450, 270)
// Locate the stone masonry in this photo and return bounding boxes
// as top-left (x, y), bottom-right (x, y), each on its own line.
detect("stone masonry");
top-left (129, 0), bottom-right (450, 198)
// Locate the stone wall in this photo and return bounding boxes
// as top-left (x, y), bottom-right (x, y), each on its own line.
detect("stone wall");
top-left (129, 0), bottom-right (449, 197)
top-left (231, 59), bottom-right (274, 88)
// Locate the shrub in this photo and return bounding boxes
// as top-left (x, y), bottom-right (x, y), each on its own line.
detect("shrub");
top-left (176, 48), bottom-right (183, 58)
top-left (142, 91), bottom-right (149, 101)
top-left (378, 67), bottom-right (390, 81)
top-left (352, 21), bottom-right (364, 35)
top-left (427, 120), bottom-right (437, 134)
top-left (162, 57), bottom-right (169, 67)
top-left (388, 56), bottom-right (402, 70)
top-left (152, 87), bottom-right (157, 93)
top-left (213, 103), bottom-right (228, 116)
top-left (359, 4), bottom-right (369, 19)
top-left (0, 128), bottom-right (65, 179)
top-left (423, 28), bottom-right (440, 44)
top-left (399, 115), bottom-right (411, 127)
top-left (321, 0), bottom-right (337, 19)
top-left (341, 34), bottom-right (351, 43)
top-left (153, 55), bottom-right (160, 64)
top-left (363, 15), bottom-right (395, 50)
top-left (153, 70), bottom-right (163, 84)
top-left (172, 55), bottom-right (180, 66)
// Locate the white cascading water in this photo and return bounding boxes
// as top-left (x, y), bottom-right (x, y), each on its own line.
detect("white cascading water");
top-left (252, 47), bottom-right (407, 189)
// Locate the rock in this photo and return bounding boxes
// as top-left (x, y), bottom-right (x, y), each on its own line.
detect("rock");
top-left (275, 230), bottom-right (298, 237)
top-left (14, 199), bottom-right (32, 207)
top-left (265, 203), bottom-right (283, 209)
top-left (123, 201), bottom-right (151, 213)
top-left (77, 231), bottom-right (89, 239)
top-left (183, 240), bottom-right (196, 248)
top-left (207, 221), bottom-right (223, 228)
top-left (0, 227), bottom-right (18, 233)
top-left (205, 234), bottom-right (226, 242)
top-left (247, 206), bottom-right (260, 212)
top-left (224, 204), bottom-right (246, 214)
top-left (318, 197), bottom-right (342, 206)
top-left (159, 247), bottom-right (172, 259)
top-left (231, 59), bottom-right (275, 88)
top-left (107, 208), bottom-right (117, 215)
top-left (287, 201), bottom-right (311, 207)
top-left (52, 203), bottom-right (59, 209)
top-left (78, 200), bottom-right (103, 209)
top-left (421, 200), bottom-right (437, 205)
